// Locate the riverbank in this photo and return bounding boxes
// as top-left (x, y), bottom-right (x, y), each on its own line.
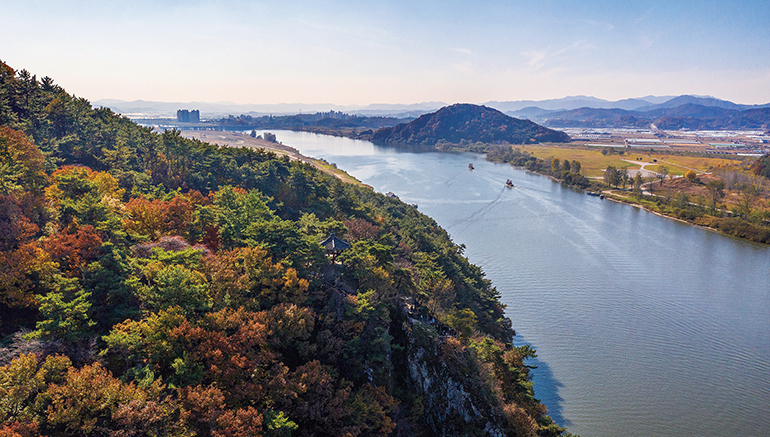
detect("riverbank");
top-left (218, 129), bottom-right (770, 437)
top-left (179, 130), bottom-right (368, 187)
top-left (479, 143), bottom-right (770, 245)
top-left (538, 170), bottom-right (770, 245)
top-left (602, 189), bottom-right (770, 244)
top-left (185, 129), bottom-right (769, 244)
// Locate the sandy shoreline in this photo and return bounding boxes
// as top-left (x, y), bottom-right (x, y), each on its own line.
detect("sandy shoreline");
top-left (179, 130), bottom-right (366, 187)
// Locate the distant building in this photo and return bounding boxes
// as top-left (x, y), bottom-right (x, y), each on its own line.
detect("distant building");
top-left (316, 110), bottom-right (351, 120)
top-left (625, 138), bottom-right (670, 148)
top-left (708, 143), bottom-right (748, 149)
top-left (177, 109), bottom-right (200, 123)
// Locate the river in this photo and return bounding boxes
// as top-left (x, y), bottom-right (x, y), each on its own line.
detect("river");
top-left (260, 130), bottom-right (770, 436)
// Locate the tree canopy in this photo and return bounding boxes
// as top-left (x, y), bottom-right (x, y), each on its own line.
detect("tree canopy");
top-left (0, 61), bottom-right (568, 437)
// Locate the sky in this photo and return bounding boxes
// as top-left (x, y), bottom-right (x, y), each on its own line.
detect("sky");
top-left (2, 0), bottom-right (769, 105)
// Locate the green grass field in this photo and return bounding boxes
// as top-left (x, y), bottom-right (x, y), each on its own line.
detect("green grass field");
top-left (519, 144), bottom-right (743, 178)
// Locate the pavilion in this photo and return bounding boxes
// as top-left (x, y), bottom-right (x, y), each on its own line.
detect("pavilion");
top-left (320, 231), bottom-right (351, 262)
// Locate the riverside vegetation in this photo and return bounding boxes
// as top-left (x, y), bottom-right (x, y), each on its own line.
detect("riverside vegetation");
top-left (0, 62), bottom-right (574, 436)
top-left (486, 145), bottom-right (770, 244)
top-left (218, 101), bottom-right (770, 245)
top-left (326, 100), bottom-right (769, 243)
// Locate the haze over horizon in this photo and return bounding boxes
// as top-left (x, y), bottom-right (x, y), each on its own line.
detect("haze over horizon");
top-left (3, 0), bottom-right (769, 105)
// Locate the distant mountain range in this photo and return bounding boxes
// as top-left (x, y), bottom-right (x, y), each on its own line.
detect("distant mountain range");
top-left (94, 95), bottom-right (770, 130)
top-left (92, 99), bottom-right (445, 119)
top-left (487, 95), bottom-right (675, 112)
top-left (539, 102), bottom-right (770, 130)
top-left (370, 104), bottom-right (570, 146)
top-left (95, 96), bottom-right (677, 118)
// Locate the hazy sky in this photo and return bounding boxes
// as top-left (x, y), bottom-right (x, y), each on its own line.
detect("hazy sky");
top-left (2, 0), bottom-right (769, 105)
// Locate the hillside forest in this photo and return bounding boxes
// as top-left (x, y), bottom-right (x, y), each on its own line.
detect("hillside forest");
top-left (0, 63), bottom-right (571, 436)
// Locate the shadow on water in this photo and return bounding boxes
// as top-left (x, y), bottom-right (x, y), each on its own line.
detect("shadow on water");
top-left (530, 355), bottom-right (570, 428)
top-left (514, 336), bottom-right (570, 428)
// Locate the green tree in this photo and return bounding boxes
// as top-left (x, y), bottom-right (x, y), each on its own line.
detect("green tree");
top-left (83, 242), bottom-right (140, 331)
top-left (100, 307), bottom-right (187, 375)
top-left (619, 167), bottom-right (629, 189)
top-left (213, 186), bottom-right (274, 250)
top-left (445, 308), bottom-right (477, 342)
top-left (244, 217), bottom-right (323, 272)
top-left (264, 409), bottom-right (298, 437)
top-left (551, 158), bottom-right (560, 174)
top-left (707, 180), bottom-right (725, 210)
top-left (675, 192), bottom-right (690, 209)
top-left (137, 263), bottom-right (211, 314)
top-left (29, 275), bottom-right (95, 343)
top-left (411, 251), bottom-right (455, 316)
top-left (604, 165), bottom-right (618, 187)
top-left (633, 173), bottom-right (643, 195)
top-left (339, 239), bottom-right (394, 293)
top-left (739, 184), bottom-right (759, 217)
top-left (571, 160), bottom-right (581, 174)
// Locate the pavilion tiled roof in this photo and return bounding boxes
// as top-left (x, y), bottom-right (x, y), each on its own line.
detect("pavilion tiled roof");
top-left (320, 231), bottom-right (351, 252)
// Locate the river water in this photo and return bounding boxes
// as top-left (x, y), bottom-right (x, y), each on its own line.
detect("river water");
top-left (261, 131), bottom-right (770, 437)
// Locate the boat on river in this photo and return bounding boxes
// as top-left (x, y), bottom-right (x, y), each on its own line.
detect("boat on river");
top-left (505, 179), bottom-right (514, 188)
top-left (587, 191), bottom-right (605, 199)
top-left (468, 163), bottom-right (474, 170)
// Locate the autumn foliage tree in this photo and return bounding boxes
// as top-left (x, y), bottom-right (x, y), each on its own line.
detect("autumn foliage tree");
top-left (0, 61), bottom-right (564, 437)
top-left (40, 225), bottom-right (102, 277)
top-left (45, 165), bottom-right (124, 229)
top-left (0, 127), bottom-right (47, 196)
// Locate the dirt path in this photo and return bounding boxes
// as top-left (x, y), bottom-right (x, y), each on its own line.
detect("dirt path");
top-left (620, 159), bottom-right (660, 178)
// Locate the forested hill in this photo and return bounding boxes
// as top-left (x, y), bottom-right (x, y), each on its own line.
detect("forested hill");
top-left (0, 62), bottom-right (568, 436)
top-left (371, 103), bottom-right (571, 146)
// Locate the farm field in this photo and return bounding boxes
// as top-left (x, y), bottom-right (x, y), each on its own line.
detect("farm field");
top-left (520, 144), bottom-right (745, 178)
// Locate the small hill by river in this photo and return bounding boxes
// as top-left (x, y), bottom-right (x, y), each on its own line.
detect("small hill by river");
top-left (371, 103), bottom-right (571, 146)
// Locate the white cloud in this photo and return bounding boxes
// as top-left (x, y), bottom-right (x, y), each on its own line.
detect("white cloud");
top-left (521, 50), bottom-right (547, 69)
